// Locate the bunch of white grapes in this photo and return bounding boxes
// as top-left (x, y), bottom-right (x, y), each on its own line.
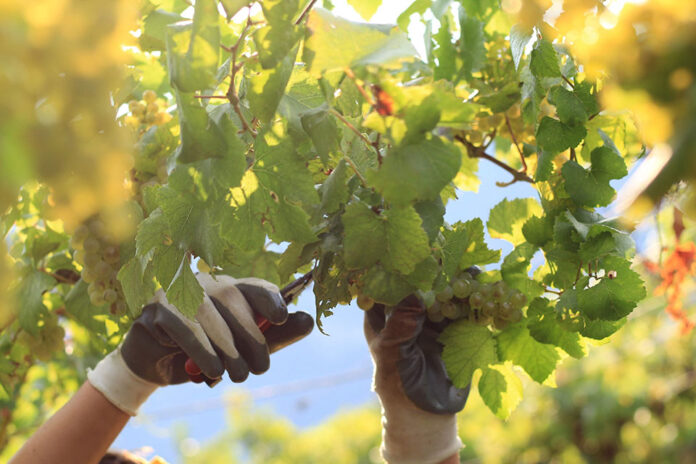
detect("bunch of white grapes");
top-left (356, 270), bottom-right (526, 330)
top-left (124, 90), bottom-right (172, 132)
top-left (70, 218), bottom-right (127, 315)
top-left (427, 270), bottom-right (526, 329)
top-left (17, 317), bottom-right (65, 362)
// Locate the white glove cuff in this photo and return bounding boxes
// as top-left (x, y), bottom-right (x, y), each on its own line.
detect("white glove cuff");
top-left (379, 396), bottom-right (462, 464)
top-left (87, 349), bottom-right (159, 416)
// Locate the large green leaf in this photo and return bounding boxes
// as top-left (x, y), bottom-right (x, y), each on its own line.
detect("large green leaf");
top-left (440, 322), bottom-right (498, 388)
top-left (166, 0), bottom-right (220, 92)
top-left (304, 8), bottom-right (417, 76)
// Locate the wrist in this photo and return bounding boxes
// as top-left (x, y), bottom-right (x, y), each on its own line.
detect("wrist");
top-left (379, 397), bottom-right (462, 464)
top-left (87, 349), bottom-right (159, 416)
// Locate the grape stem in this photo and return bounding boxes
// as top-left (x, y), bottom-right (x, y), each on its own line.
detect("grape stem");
top-left (504, 114), bottom-right (528, 172)
top-left (295, 0), bottom-right (319, 25)
top-left (454, 134), bottom-right (534, 185)
top-left (224, 11), bottom-right (257, 137)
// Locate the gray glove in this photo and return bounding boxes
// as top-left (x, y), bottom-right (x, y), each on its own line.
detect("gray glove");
top-left (88, 274), bottom-right (313, 415)
top-left (365, 294), bottom-right (470, 464)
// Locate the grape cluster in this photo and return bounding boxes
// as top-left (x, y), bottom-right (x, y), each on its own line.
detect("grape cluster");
top-left (426, 271), bottom-right (526, 330)
top-left (124, 90), bottom-right (172, 132)
top-left (70, 218), bottom-right (127, 315)
top-left (16, 318), bottom-right (65, 362)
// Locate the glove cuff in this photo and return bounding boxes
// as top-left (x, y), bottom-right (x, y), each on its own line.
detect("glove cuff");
top-left (377, 388), bottom-right (462, 464)
top-left (87, 349), bottom-right (159, 416)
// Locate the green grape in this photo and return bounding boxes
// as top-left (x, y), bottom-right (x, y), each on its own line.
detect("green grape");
top-left (103, 245), bottom-right (120, 264)
top-left (83, 236), bottom-right (100, 253)
top-left (82, 267), bottom-right (96, 283)
top-left (73, 249), bottom-right (86, 266)
top-left (511, 291), bottom-right (527, 309)
top-left (111, 300), bottom-right (127, 315)
top-left (357, 294), bottom-right (375, 311)
top-left (427, 301), bottom-right (441, 313)
top-left (482, 300), bottom-right (498, 318)
top-left (436, 286), bottom-right (454, 302)
top-left (94, 261), bottom-right (112, 280)
top-left (508, 309), bottom-right (523, 323)
top-left (469, 292), bottom-right (484, 308)
top-left (480, 284), bottom-right (493, 299)
top-left (492, 282), bottom-right (506, 301)
top-left (427, 311), bottom-right (445, 323)
top-left (452, 278), bottom-right (472, 298)
top-left (493, 317), bottom-right (510, 330)
top-left (84, 251), bottom-right (101, 268)
top-left (441, 302), bottom-right (461, 319)
top-left (90, 290), bottom-right (106, 306)
top-left (143, 90), bottom-right (157, 103)
top-left (103, 289), bottom-right (118, 304)
top-left (499, 301), bottom-right (514, 316)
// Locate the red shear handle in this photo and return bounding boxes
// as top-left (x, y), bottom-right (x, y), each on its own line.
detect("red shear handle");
top-left (186, 315), bottom-right (270, 383)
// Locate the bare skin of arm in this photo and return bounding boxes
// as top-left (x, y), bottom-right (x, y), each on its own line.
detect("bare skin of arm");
top-left (10, 382), bottom-right (129, 464)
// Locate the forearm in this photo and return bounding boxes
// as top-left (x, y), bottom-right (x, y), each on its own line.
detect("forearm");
top-left (11, 381), bottom-right (130, 464)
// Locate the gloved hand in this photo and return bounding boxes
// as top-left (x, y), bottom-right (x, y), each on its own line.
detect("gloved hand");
top-left (365, 294), bottom-right (470, 464)
top-left (88, 273), bottom-right (313, 416)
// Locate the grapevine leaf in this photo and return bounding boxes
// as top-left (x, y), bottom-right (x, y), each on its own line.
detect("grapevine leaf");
top-left (347, 0), bottom-right (382, 20)
top-left (136, 209), bottom-right (170, 260)
top-left (402, 255), bottom-right (439, 290)
top-left (501, 243), bottom-right (544, 299)
top-left (527, 298), bottom-right (586, 358)
top-left (574, 81), bottom-right (599, 116)
top-left (220, 0), bottom-right (250, 19)
top-left (414, 196), bottom-right (445, 243)
top-left (361, 265), bottom-right (415, 305)
top-left (319, 159), bottom-right (350, 214)
top-left (433, 15), bottom-right (456, 81)
top-left (174, 94), bottom-right (246, 165)
top-left (522, 215), bottom-right (553, 247)
top-left (478, 364), bottom-right (523, 420)
top-left (368, 136), bottom-right (461, 206)
top-left (457, 10), bottom-right (486, 76)
top-left (222, 248), bottom-right (281, 285)
top-left (152, 245), bottom-right (186, 290)
top-left (510, 25), bottom-right (532, 70)
top-left (158, 187), bottom-right (226, 267)
top-left (396, 0), bottom-right (430, 30)
top-left (536, 117), bottom-right (586, 153)
top-left (64, 281), bottom-right (107, 332)
top-left (301, 104), bottom-right (339, 163)
top-left (440, 321), bottom-right (498, 388)
top-left (529, 39), bottom-right (561, 78)
top-left (247, 46), bottom-right (297, 123)
top-left (17, 269), bottom-right (55, 335)
top-left (342, 202), bottom-right (386, 269)
top-left (577, 256), bottom-right (645, 320)
top-left (535, 150), bottom-right (554, 182)
top-left (140, 9), bottom-right (184, 52)
top-left (580, 318), bottom-right (626, 340)
top-left (549, 85), bottom-right (587, 126)
top-left (118, 258), bottom-right (156, 317)
top-left (562, 146), bottom-right (628, 207)
top-left (487, 198), bottom-right (543, 245)
top-left (496, 323), bottom-right (560, 383)
top-left (166, 0), bottom-right (220, 92)
top-left (165, 256), bottom-right (204, 318)
top-left (304, 8), bottom-right (417, 76)
top-left (254, 0), bottom-right (302, 69)
top-left (383, 206), bottom-right (431, 274)
top-left (458, 218), bottom-right (500, 271)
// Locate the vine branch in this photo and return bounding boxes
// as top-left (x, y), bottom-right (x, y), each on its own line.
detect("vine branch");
top-left (454, 134), bottom-right (534, 185)
top-left (295, 0), bottom-right (319, 25)
top-left (504, 114), bottom-right (528, 172)
top-left (329, 108), bottom-right (379, 159)
top-left (224, 12), bottom-right (257, 137)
